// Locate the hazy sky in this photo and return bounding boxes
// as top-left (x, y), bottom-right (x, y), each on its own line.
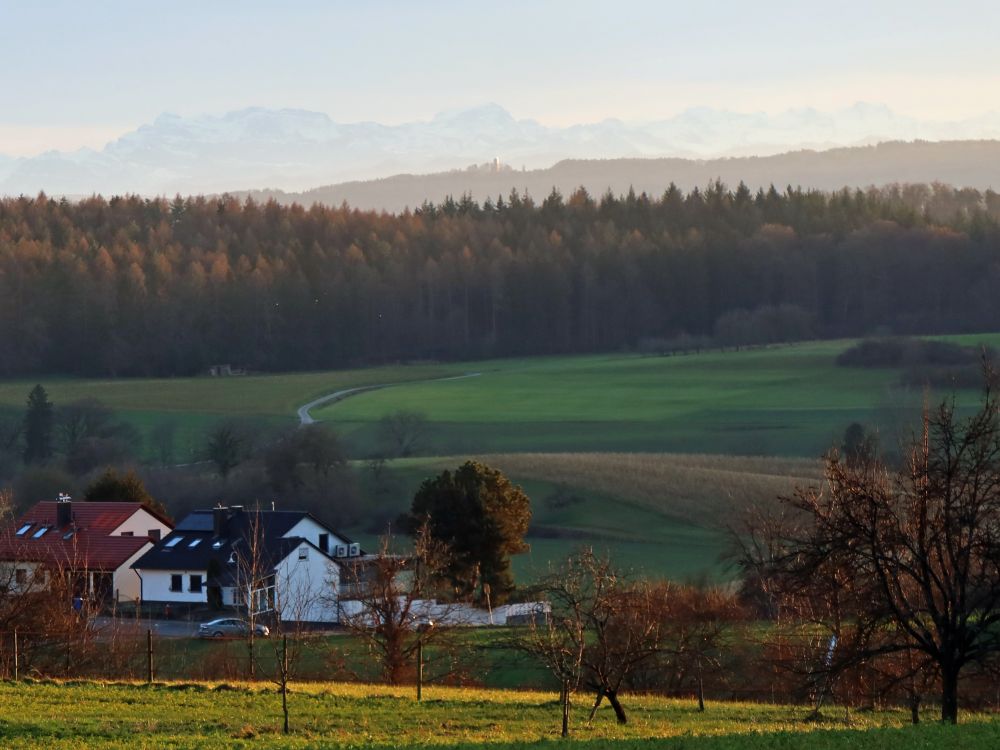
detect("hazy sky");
top-left (2, 0), bottom-right (999, 155)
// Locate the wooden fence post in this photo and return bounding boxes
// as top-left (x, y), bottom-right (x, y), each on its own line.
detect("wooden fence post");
top-left (147, 629), bottom-right (153, 683)
top-left (13, 628), bottom-right (18, 682)
top-left (416, 641), bottom-right (423, 701)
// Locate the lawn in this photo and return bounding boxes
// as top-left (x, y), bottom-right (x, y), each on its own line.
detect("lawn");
top-left (0, 680), bottom-right (996, 749)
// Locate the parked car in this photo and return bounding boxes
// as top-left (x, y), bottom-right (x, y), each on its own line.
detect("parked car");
top-left (198, 618), bottom-right (269, 638)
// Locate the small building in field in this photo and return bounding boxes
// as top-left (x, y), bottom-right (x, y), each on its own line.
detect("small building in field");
top-left (131, 506), bottom-right (363, 624)
top-left (0, 498), bottom-right (173, 603)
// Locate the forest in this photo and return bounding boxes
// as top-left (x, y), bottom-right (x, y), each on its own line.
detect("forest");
top-left (1, 181), bottom-right (1000, 376)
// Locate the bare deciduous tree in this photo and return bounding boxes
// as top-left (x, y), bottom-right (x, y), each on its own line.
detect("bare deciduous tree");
top-left (377, 410), bottom-right (429, 458)
top-left (337, 524), bottom-right (459, 687)
top-left (737, 377), bottom-right (1000, 724)
top-left (514, 549), bottom-right (664, 732)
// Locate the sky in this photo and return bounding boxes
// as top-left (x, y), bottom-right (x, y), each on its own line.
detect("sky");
top-left (2, 0), bottom-right (999, 155)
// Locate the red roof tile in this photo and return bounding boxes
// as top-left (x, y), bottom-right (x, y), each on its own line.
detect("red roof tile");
top-left (0, 502), bottom-right (159, 571)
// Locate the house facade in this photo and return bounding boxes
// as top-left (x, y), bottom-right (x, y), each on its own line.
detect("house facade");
top-left (132, 506), bottom-right (362, 623)
top-left (0, 498), bottom-right (173, 603)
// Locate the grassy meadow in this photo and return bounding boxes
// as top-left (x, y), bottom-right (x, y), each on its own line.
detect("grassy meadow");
top-left (316, 342), bottom-right (912, 458)
top-left (346, 452), bottom-right (823, 580)
top-left (1, 335), bottom-right (997, 580)
top-left (0, 679), bottom-right (997, 749)
top-left (2, 336), bottom-right (995, 461)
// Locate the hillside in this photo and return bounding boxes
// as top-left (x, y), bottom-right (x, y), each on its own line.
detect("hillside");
top-left (247, 140), bottom-right (1000, 212)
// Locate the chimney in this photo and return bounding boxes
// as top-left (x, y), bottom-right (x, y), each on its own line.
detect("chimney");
top-left (56, 494), bottom-right (72, 528)
top-left (213, 506), bottom-right (227, 537)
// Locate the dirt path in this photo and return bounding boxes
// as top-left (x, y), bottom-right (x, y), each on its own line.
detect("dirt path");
top-left (297, 372), bottom-right (481, 425)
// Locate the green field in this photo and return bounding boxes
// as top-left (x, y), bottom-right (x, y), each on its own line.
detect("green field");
top-left (319, 338), bottom-right (997, 458)
top-left (344, 452), bottom-right (822, 581)
top-left (2, 336), bottom-right (996, 580)
top-left (0, 680), bottom-right (996, 749)
top-left (2, 337), bottom-right (994, 461)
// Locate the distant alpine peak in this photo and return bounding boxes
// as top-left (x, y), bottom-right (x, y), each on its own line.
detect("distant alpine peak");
top-left (3, 102), bottom-right (1000, 198)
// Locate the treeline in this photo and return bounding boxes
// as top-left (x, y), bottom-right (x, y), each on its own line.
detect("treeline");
top-left (3, 182), bottom-right (1000, 376)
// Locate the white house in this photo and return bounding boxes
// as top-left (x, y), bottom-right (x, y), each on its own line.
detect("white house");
top-left (0, 498), bottom-right (173, 603)
top-left (131, 506), bottom-right (363, 623)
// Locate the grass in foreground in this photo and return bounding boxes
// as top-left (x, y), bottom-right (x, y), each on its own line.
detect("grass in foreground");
top-left (1, 679), bottom-right (997, 749)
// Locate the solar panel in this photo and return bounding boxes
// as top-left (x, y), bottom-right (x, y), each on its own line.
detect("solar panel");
top-left (174, 513), bottom-right (215, 532)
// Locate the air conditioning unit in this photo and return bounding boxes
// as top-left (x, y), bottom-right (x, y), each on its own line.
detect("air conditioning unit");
top-left (348, 543), bottom-right (360, 557)
top-left (335, 544), bottom-right (348, 558)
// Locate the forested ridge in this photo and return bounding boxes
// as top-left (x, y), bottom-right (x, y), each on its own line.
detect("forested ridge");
top-left (2, 182), bottom-right (1000, 377)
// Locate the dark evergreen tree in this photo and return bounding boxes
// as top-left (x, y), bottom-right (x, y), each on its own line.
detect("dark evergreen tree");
top-left (406, 460), bottom-right (531, 604)
top-left (83, 467), bottom-right (169, 518)
top-left (22, 384), bottom-right (53, 465)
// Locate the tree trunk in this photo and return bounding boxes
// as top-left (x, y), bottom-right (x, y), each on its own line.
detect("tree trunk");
top-left (940, 665), bottom-right (959, 724)
top-left (607, 689), bottom-right (627, 724)
top-left (909, 692), bottom-right (921, 725)
top-left (697, 658), bottom-right (705, 712)
top-left (281, 635), bottom-right (290, 734)
top-left (560, 681), bottom-right (570, 738)
top-left (588, 687), bottom-right (605, 722)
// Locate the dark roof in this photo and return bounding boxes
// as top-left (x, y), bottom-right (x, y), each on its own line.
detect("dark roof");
top-left (132, 507), bottom-right (355, 581)
top-left (0, 501), bottom-right (159, 571)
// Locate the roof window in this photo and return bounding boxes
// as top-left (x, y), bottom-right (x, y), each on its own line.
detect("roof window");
top-left (211, 540), bottom-right (224, 549)
top-left (32, 526), bottom-right (49, 539)
top-left (164, 535), bottom-right (184, 548)
top-left (188, 538), bottom-right (202, 548)
top-left (15, 524), bottom-right (32, 536)
top-left (63, 530), bottom-right (75, 541)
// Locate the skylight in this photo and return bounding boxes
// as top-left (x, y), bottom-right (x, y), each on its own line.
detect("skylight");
top-left (63, 531), bottom-right (75, 541)
top-left (15, 524), bottom-right (32, 536)
top-left (188, 538), bottom-right (202, 548)
top-left (164, 536), bottom-right (184, 548)
top-left (32, 526), bottom-right (49, 539)
top-left (211, 540), bottom-right (224, 549)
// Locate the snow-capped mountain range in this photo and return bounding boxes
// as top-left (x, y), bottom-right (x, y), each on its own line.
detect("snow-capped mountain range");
top-left (3, 103), bottom-right (1000, 197)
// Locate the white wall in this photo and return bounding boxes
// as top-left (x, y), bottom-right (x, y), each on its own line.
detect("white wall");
top-left (0, 561), bottom-right (46, 595)
top-left (273, 542), bottom-right (339, 623)
top-left (113, 542), bottom-right (154, 603)
top-left (282, 517), bottom-right (349, 555)
top-left (111, 508), bottom-right (172, 539)
top-left (138, 568), bottom-right (208, 604)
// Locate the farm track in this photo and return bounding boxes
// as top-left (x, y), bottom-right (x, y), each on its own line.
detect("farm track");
top-left (297, 371), bottom-right (482, 424)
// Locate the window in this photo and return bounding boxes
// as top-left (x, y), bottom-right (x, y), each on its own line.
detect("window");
top-left (120, 531), bottom-right (134, 537)
top-left (189, 574), bottom-right (203, 593)
top-left (170, 574), bottom-right (183, 592)
top-left (32, 526), bottom-right (49, 539)
top-left (15, 524), bottom-right (32, 536)
top-left (15, 568), bottom-right (27, 585)
top-left (188, 538), bottom-right (202, 548)
top-left (148, 529), bottom-right (161, 541)
top-left (318, 533), bottom-right (329, 553)
top-left (165, 536), bottom-right (184, 548)
top-left (298, 547), bottom-right (309, 560)
top-left (62, 531), bottom-right (75, 541)
top-left (212, 540), bottom-right (224, 549)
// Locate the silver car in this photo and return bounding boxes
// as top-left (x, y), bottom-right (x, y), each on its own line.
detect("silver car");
top-left (198, 617), bottom-right (270, 638)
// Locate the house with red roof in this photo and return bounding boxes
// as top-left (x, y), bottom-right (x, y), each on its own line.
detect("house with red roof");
top-left (0, 497), bottom-right (173, 604)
